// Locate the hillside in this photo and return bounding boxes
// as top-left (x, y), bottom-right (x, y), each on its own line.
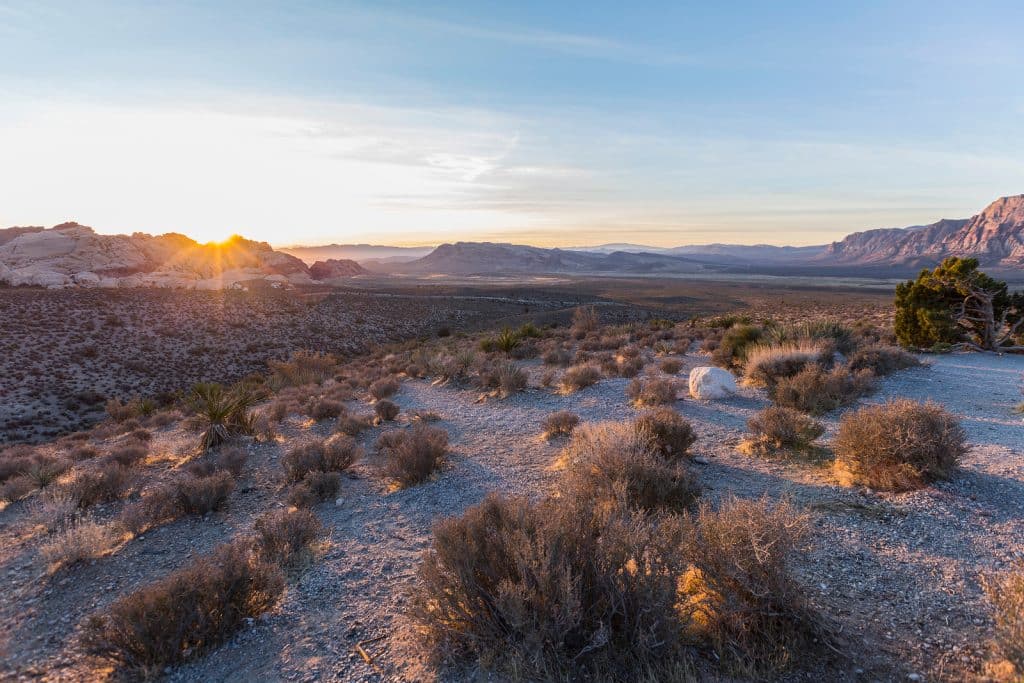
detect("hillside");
top-left (0, 224), bottom-right (363, 289)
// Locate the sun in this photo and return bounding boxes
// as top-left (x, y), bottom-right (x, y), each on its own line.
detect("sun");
top-left (191, 227), bottom-right (237, 245)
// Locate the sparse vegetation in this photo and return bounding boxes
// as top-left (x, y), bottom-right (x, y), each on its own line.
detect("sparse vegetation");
top-left (771, 365), bottom-right (875, 415)
top-left (82, 539), bottom-right (285, 674)
top-left (739, 406), bottom-right (825, 458)
top-left (833, 399), bottom-right (967, 490)
top-left (282, 435), bottom-right (362, 482)
top-left (541, 410), bottom-right (579, 439)
top-left (559, 364), bottom-right (601, 392)
top-left (379, 424), bottom-right (449, 487)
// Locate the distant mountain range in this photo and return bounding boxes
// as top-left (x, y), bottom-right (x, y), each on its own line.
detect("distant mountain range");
top-left (4, 194), bottom-right (1022, 288)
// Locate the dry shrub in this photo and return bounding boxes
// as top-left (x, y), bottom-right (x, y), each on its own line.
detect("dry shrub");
top-left (0, 450), bottom-right (70, 497)
top-left (832, 399), bottom-right (967, 491)
top-left (335, 413), bottom-right (372, 437)
top-left (374, 399), bottom-right (400, 422)
top-left (985, 563), bottom-right (1024, 677)
top-left (634, 408), bottom-right (696, 459)
top-left (27, 488), bottom-right (79, 532)
top-left (559, 364), bottom-right (601, 393)
top-left (282, 435), bottom-right (362, 482)
top-left (541, 410), bottom-right (579, 439)
top-left (0, 445), bottom-right (37, 482)
top-left (616, 355), bottom-right (644, 378)
top-left (70, 445), bottom-right (99, 461)
top-left (0, 476), bottom-right (36, 503)
top-left (307, 397), bottom-right (344, 421)
top-left (680, 497), bottom-right (831, 676)
top-left (742, 343), bottom-right (825, 388)
top-left (571, 305), bottom-right (600, 338)
top-left (171, 471), bottom-right (235, 515)
top-left (847, 345), bottom-right (921, 376)
top-left (41, 518), bottom-right (120, 570)
top-left (711, 324), bottom-right (763, 370)
top-left (369, 376), bottom-right (400, 400)
top-left (287, 471), bottom-right (341, 508)
top-left (539, 369), bottom-right (557, 388)
top-left (253, 508), bottom-right (326, 570)
top-left (771, 366), bottom-right (875, 415)
top-left (68, 462), bottom-right (132, 508)
top-left (268, 350), bottom-right (337, 389)
top-left (185, 446), bottom-right (247, 479)
top-left (740, 406), bottom-right (824, 458)
top-left (542, 348), bottom-right (572, 366)
top-left (659, 358), bottom-right (683, 374)
top-left (82, 539), bottom-right (284, 674)
top-left (477, 360), bottom-right (528, 397)
top-left (379, 424), bottom-right (449, 487)
top-left (560, 421), bottom-right (699, 512)
top-left (108, 443), bottom-right (148, 468)
top-left (410, 493), bottom-right (691, 680)
top-left (625, 377), bottom-right (677, 406)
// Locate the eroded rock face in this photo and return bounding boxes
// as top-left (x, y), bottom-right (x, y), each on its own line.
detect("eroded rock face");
top-left (309, 258), bottom-right (366, 280)
top-left (688, 366), bottom-right (737, 400)
top-left (0, 223), bottom-right (323, 289)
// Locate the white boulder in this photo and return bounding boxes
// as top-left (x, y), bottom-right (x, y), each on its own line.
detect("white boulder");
top-left (688, 366), bottom-right (737, 400)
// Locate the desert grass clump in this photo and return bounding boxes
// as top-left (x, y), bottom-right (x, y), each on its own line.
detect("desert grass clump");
top-left (560, 421), bottom-right (700, 512)
top-left (369, 376), bottom-right (400, 400)
top-left (374, 398), bottom-right (400, 422)
top-left (253, 508), bottom-right (327, 570)
top-left (82, 539), bottom-right (284, 675)
top-left (832, 399), bottom-right (967, 490)
top-left (379, 424), bottom-right (449, 487)
top-left (742, 343), bottom-right (826, 388)
top-left (40, 518), bottom-right (120, 570)
top-left (282, 435), bottom-right (362, 483)
top-left (541, 410), bottom-right (579, 440)
top-left (477, 360), bottom-right (528, 397)
top-left (625, 376), bottom-right (677, 406)
top-left (679, 497), bottom-right (832, 676)
top-left (766, 319), bottom-right (856, 355)
top-left (634, 408), bottom-right (697, 459)
top-left (739, 406), bottom-right (825, 458)
top-left (409, 493), bottom-right (692, 681)
top-left (771, 366), bottom-right (875, 415)
top-left (571, 305), bottom-right (600, 338)
top-left (985, 563), bottom-right (1024, 677)
top-left (268, 350), bottom-right (337, 389)
top-left (559, 364), bottom-right (601, 393)
top-left (186, 382), bottom-right (256, 451)
top-left (847, 344), bottom-right (921, 376)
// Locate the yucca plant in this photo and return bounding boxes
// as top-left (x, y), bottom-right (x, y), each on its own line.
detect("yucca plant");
top-left (187, 383), bottom-right (256, 451)
top-left (495, 327), bottom-right (521, 354)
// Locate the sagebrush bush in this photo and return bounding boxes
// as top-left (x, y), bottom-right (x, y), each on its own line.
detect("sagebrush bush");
top-left (560, 421), bottom-right (699, 512)
top-left (287, 471), bottom-right (341, 508)
top-left (282, 435), bottom-right (361, 482)
top-left (41, 518), bottom-right (120, 570)
top-left (846, 344), bottom-right (921, 376)
top-left (832, 399), bottom-right (967, 490)
top-left (680, 497), bottom-right (832, 676)
top-left (335, 413), bottom-right (372, 436)
top-left (771, 365), bottom-right (875, 415)
top-left (541, 410), bottom-right (579, 439)
top-left (985, 563), bottom-right (1024, 676)
top-left (625, 376), bottom-right (677, 406)
top-left (634, 408), bottom-right (697, 459)
top-left (108, 443), bottom-right (148, 468)
top-left (369, 376), bottom-right (400, 400)
top-left (559, 364), bottom-right (601, 393)
top-left (82, 539), bottom-right (284, 674)
top-left (374, 399), bottom-right (400, 422)
top-left (307, 397), bottom-right (344, 421)
top-left (253, 508), bottom-right (326, 570)
top-left (410, 493), bottom-right (692, 680)
top-left (659, 358), bottom-right (683, 374)
top-left (742, 343), bottom-right (826, 388)
top-left (379, 424), bottom-right (449, 487)
top-left (740, 406), bottom-right (825, 458)
top-left (68, 462), bottom-right (132, 508)
top-left (171, 471), bottom-right (235, 515)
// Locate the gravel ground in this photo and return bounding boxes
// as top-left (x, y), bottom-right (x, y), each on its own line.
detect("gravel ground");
top-left (0, 351), bottom-right (1021, 682)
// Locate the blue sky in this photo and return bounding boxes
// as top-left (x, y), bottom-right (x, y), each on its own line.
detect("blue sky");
top-left (1, 1), bottom-right (1023, 246)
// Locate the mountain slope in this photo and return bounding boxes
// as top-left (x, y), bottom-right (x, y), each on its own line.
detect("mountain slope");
top-left (0, 223), bottom-right (360, 289)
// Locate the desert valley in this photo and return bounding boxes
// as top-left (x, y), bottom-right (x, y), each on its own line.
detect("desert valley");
top-left (0, 193), bottom-right (1023, 682)
top-left (4, 4), bottom-right (1024, 681)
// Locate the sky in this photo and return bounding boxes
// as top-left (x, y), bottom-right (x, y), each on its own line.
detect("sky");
top-left (1, 1), bottom-right (1023, 248)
